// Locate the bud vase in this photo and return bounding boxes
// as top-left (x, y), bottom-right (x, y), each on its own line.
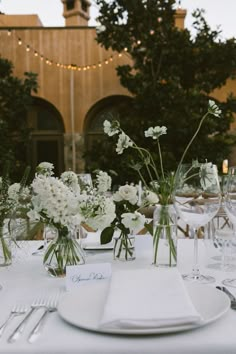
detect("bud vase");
top-left (113, 232), bottom-right (135, 261)
top-left (0, 225), bottom-right (12, 267)
top-left (43, 226), bottom-right (85, 277)
top-left (153, 204), bottom-right (177, 267)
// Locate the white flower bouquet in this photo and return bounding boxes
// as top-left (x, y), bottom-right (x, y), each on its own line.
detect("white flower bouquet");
top-left (28, 167), bottom-right (84, 276)
top-left (104, 100), bottom-right (222, 266)
top-left (100, 183), bottom-right (146, 261)
top-left (78, 189), bottom-right (116, 231)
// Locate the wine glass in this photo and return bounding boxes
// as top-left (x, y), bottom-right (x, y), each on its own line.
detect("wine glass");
top-left (173, 162), bottom-right (222, 283)
top-left (222, 166), bottom-right (236, 287)
top-left (77, 173), bottom-right (93, 188)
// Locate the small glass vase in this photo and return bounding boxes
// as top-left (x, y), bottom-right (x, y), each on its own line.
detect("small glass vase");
top-left (153, 204), bottom-right (177, 267)
top-left (113, 232), bottom-right (135, 261)
top-left (43, 226), bottom-right (85, 277)
top-left (0, 224), bottom-right (12, 267)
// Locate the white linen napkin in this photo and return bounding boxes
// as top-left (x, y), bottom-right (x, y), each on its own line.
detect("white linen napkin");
top-left (99, 268), bottom-right (202, 329)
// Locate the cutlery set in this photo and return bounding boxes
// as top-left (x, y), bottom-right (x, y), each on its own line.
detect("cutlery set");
top-left (0, 294), bottom-right (59, 344)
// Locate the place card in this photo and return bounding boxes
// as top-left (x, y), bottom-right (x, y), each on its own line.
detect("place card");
top-left (66, 263), bottom-right (112, 290)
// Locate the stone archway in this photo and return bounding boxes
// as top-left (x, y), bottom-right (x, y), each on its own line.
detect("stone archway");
top-left (27, 97), bottom-right (65, 176)
top-left (83, 95), bottom-right (133, 172)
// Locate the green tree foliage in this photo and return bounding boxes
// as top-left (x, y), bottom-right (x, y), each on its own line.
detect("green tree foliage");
top-left (88, 0), bottom-right (236, 184)
top-left (0, 57), bottom-right (38, 180)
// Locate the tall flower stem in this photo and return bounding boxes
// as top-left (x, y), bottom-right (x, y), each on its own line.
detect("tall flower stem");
top-left (176, 112), bottom-right (209, 173)
top-left (157, 140), bottom-right (165, 179)
top-left (131, 144), bottom-right (157, 181)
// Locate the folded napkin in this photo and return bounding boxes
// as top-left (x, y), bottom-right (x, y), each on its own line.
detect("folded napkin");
top-left (99, 268), bottom-right (202, 329)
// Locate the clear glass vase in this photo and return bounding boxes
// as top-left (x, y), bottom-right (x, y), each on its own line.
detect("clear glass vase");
top-left (153, 204), bottom-right (177, 267)
top-left (43, 226), bottom-right (85, 277)
top-left (0, 224), bottom-right (12, 267)
top-left (113, 232), bottom-right (135, 261)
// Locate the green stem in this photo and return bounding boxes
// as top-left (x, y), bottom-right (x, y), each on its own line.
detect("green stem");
top-left (177, 112), bottom-right (209, 173)
top-left (153, 206), bottom-right (177, 266)
top-left (157, 140), bottom-right (165, 179)
top-left (43, 230), bottom-right (84, 277)
top-left (0, 235), bottom-right (11, 264)
top-left (114, 232), bottom-right (134, 260)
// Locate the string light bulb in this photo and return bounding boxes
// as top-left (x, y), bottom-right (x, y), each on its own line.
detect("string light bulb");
top-left (18, 38), bottom-right (22, 45)
top-left (26, 45), bottom-right (30, 52)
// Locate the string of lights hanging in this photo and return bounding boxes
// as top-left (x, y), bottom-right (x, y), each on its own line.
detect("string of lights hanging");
top-left (1, 26), bottom-right (128, 72)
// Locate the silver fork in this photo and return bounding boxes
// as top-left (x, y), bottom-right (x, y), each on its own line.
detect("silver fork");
top-left (28, 294), bottom-right (59, 343)
top-left (7, 298), bottom-right (46, 343)
top-left (0, 305), bottom-right (27, 338)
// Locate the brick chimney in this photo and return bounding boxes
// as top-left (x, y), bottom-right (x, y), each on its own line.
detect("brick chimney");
top-left (61, 0), bottom-right (91, 26)
top-left (175, 8), bottom-right (187, 30)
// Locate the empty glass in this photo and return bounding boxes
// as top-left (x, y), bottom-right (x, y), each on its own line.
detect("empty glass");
top-left (173, 162), bottom-right (221, 283)
top-left (77, 173), bottom-right (93, 189)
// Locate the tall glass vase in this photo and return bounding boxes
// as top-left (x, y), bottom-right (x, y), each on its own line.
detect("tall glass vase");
top-left (0, 224), bottom-right (12, 267)
top-left (153, 204), bottom-right (177, 267)
top-left (43, 226), bottom-right (85, 277)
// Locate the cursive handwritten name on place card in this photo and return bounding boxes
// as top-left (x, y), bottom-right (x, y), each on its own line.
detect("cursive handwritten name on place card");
top-left (66, 263), bottom-right (112, 290)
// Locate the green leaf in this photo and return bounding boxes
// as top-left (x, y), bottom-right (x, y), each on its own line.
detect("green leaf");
top-left (144, 222), bottom-right (153, 236)
top-left (100, 226), bottom-right (114, 244)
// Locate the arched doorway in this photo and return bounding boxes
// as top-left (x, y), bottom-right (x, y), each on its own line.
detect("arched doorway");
top-left (84, 95), bottom-right (132, 152)
top-left (84, 95), bottom-right (133, 183)
top-left (27, 97), bottom-right (65, 176)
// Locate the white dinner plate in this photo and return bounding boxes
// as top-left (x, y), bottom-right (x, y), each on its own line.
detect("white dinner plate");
top-left (83, 242), bottom-right (114, 251)
top-left (57, 281), bottom-right (230, 335)
top-left (81, 232), bottom-right (114, 251)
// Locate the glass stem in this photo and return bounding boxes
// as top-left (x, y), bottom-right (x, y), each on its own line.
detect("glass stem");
top-left (192, 228), bottom-right (200, 278)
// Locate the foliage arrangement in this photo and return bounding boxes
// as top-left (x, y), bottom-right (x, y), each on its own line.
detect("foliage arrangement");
top-left (103, 99), bottom-right (221, 265)
top-left (87, 0), bottom-right (236, 184)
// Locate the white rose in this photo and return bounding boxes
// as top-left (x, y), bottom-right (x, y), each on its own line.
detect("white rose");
top-left (113, 185), bottom-right (138, 205)
top-left (146, 191), bottom-right (159, 204)
top-left (121, 211), bottom-right (146, 234)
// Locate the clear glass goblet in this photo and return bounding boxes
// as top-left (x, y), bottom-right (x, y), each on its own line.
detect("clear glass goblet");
top-left (173, 162), bottom-right (222, 284)
top-left (222, 166), bottom-right (236, 287)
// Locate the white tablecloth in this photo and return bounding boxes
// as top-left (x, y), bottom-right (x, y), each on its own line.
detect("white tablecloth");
top-left (0, 236), bottom-right (236, 354)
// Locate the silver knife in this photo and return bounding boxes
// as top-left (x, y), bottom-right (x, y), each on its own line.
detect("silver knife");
top-left (216, 286), bottom-right (236, 308)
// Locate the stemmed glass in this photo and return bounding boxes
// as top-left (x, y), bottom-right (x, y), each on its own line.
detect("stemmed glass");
top-left (173, 162), bottom-right (222, 283)
top-left (222, 166), bottom-right (236, 287)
